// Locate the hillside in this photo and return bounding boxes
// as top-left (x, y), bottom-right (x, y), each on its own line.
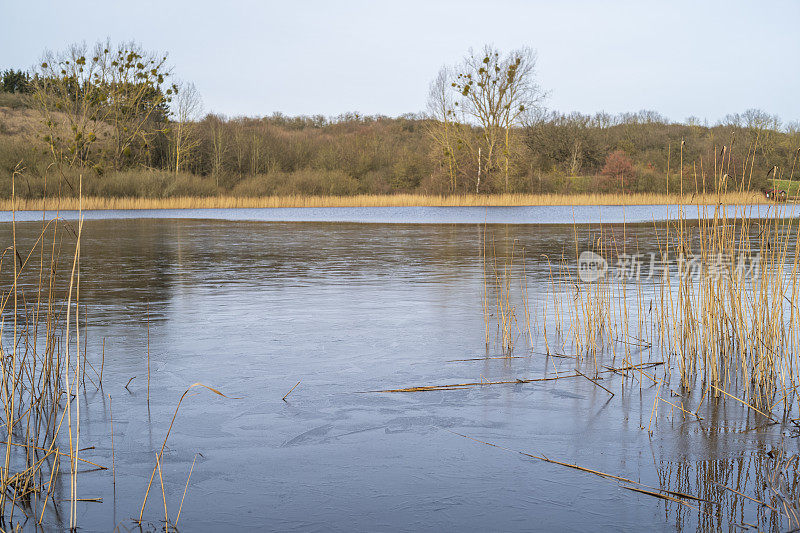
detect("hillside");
top-left (1, 92), bottom-right (797, 200)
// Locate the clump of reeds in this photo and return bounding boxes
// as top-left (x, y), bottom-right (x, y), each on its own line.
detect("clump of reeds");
top-left (0, 172), bottom-right (232, 530)
top-left (659, 142), bottom-right (800, 411)
top-left (0, 170), bottom-right (88, 528)
top-left (481, 230), bottom-right (536, 354)
top-left (552, 137), bottom-right (800, 419)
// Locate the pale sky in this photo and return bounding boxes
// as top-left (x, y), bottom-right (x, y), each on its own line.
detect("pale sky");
top-left (3, 0), bottom-right (799, 124)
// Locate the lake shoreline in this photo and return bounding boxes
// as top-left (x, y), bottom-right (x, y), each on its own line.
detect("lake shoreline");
top-left (0, 191), bottom-right (773, 211)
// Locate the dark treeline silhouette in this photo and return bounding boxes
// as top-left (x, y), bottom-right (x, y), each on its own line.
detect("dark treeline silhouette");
top-left (1, 63), bottom-right (798, 199)
top-left (1, 69), bottom-right (31, 94)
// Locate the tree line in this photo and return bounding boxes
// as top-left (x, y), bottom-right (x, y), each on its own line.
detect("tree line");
top-left (0, 40), bottom-right (797, 198)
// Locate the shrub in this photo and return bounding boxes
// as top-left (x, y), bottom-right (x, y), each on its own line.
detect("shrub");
top-left (600, 150), bottom-right (637, 191)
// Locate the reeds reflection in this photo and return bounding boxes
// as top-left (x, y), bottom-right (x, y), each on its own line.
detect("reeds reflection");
top-left (656, 444), bottom-right (800, 532)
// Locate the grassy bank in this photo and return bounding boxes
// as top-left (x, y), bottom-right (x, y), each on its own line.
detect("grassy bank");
top-left (0, 191), bottom-right (770, 211)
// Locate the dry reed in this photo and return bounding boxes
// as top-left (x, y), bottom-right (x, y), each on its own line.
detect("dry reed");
top-left (0, 191), bottom-right (769, 211)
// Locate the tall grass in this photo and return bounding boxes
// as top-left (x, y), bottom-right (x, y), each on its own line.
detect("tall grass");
top-left (0, 191), bottom-right (768, 211)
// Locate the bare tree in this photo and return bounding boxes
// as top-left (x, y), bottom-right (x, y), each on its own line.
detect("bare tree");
top-left (449, 45), bottom-right (544, 192)
top-left (32, 39), bottom-right (175, 174)
top-left (172, 82), bottom-right (203, 173)
top-left (568, 139), bottom-right (583, 176)
top-left (31, 42), bottom-right (105, 172)
top-left (205, 114), bottom-right (228, 186)
top-left (425, 67), bottom-right (461, 192)
top-left (232, 119), bottom-right (248, 175)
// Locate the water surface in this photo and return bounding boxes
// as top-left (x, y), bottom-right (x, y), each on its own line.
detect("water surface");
top-left (0, 203), bottom-right (793, 224)
top-left (0, 211), bottom-right (790, 532)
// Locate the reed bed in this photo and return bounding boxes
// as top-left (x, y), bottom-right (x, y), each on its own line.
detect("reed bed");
top-left (0, 191), bottom-right (769, 211)
top-left (466, 138), bottom-right (800, 426)
top-left (0, 173), bottom-right (88, 529)
top-left (0, 176), bottom-right (233, 530)
top-left (646, 148), bottom-right (800, 413)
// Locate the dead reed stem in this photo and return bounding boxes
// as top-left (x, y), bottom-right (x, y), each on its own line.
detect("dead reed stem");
top-left (138, 383), bottom-right (237, 523)
top-left (282, 381), bottom-right (301, 402)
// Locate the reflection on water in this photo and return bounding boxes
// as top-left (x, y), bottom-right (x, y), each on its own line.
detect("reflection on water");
top-left (657, 446), bottom-right (800, 531)
top-left (0, 215), bottom-right (796, 532)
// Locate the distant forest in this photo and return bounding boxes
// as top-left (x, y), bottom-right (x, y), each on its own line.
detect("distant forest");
top-left (1, 41), bottom-right (798, 199)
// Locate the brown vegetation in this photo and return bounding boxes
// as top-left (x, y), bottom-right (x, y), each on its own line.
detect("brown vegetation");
top-left (0, 191), bottom-right (768, 211)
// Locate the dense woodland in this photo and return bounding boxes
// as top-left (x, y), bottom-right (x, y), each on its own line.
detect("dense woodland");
top-left (1, 42), bottom-right (798, 199)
